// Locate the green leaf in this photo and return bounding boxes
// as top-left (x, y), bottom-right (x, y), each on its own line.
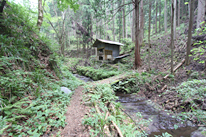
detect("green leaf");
top-left (174, 124), bottom-right (178, 130)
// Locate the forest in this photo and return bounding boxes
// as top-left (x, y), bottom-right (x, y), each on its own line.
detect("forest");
top-left (0, 0), bottom-right (206, 136)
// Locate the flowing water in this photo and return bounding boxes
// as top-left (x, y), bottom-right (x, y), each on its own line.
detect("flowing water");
top-left (73, 74), bottom-right (93, 82)
top-left (116, 92), bottom-right (199, 137)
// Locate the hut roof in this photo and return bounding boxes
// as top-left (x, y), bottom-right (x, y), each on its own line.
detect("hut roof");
top-left (92, 39), bottom-right (124, 47)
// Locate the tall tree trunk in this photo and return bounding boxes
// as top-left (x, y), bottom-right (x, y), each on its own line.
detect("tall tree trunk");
top-left (188, 1), bottom-right (190, 18)
top-left (112, 3), bottom-right (115, 41)
top-left (0, 0), bottom-right (6, 34)
top-left (118, 0), bottom-right (122, 42)
top-left (148, 0), bottom-right (151, 71)
top-left (105, 9), bottom-right (109, 40)
top-left (139, 0), bottom-right (144, 46)
top-left (197, 0), bottom-right (205, 29)
top-left (178, 0), bottom-right (180, 26)
top-left (181, 0), bottom-right (184, 18)
top-left (134, 0), bottom-right (141, 69)
top-left (171, 0), bottom-right (175, 74)
top-left (0, 0), bottom-right (6, 16)
top-left (96, 19), bottom-right (99, 38)
top-left (132, 7), bottom-right (135, 42)
top-left (67, 31), bottom-right (70, 48)
top-left (100, 20), bottom-right (103, 39)
top-left (164, 0), bottom-right (167, 33)
top-left (159, 1), bottom-right (161, 33)
top-left (103, 20), bottom-right (106, 39)
top-left (129, 7), bottom-right (132, 39)
top-left (37, 0), bottom-right (44, 30)
top-left (77, 35), bottom-right (79, 52)
top-left (155, 1), bottom-right (158, 33)
top-left (123, 0), bottom-right (126, 39)
top-left (185, 0), bottom-right (194, 65)
top-left (173, 0), bottom-right (177, 39)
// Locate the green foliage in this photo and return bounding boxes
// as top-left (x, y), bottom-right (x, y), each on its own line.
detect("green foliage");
top-left (0, 116), bottom-right (8, 135)
top-left (185, 2), bottom-right (189, 5)
top-left (83, 84), bottom-right (147, 136)
top-left (61, 65), bottom-right (83, 89)
top-left (1, 88), bottom-right (72, 136)
top-left (191, 23), bottom-right (206, 64)
top-left (190, 71), bottom-right (200, 79)
top-left (65, 57), bottom-right (82, 71)
top-left (120, 38), bottom-right (134, 54)
top-left (57, 0), bottom-right (79, 11)
top-left (76, 66), bottom-right (120, 81)
top-left (111, 72), bottom-right (153, 93)
top-left (0, 2), bottom-right (81, 136)
top-left (0, 62), bottom-right (80, 136)
top-left (176, 79), bottom-right (206, 102)
top-left (170, 79), bottom-right (206, 125)
top-left (111, 77), bottom-right (138, 93)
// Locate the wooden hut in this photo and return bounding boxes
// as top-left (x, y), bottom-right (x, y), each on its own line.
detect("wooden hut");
top-left (92, 39), bottom-right (124, 60)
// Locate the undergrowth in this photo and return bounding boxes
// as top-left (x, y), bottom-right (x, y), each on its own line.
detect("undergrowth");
top-left (0, 2), bottom-right (81, 136)
top-left (173, 79), bottom-right (206, 126)
top-left (76, 66), bottom-right (120, 81)
top-left (111, 72), bottom-right (154, 93)
top-left (83, 84), bottom-right (148, 136)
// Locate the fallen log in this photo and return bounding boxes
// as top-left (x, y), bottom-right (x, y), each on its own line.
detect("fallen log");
top-left (164, 59), bottom-right (185, 79)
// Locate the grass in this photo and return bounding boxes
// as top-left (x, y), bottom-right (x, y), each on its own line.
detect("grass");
top-left (82, 84), bottom-right (149, 136)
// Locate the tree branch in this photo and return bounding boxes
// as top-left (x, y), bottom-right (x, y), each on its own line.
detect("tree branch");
top-left (44, 9), bottom-right (60, 40)
top-left (102, 7), bottom-right (134, 27)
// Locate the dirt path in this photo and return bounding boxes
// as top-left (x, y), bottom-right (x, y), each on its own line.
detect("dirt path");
top-left (60, 74), bottom-right (132, 137)
top-left (60, 86), bottom-right (89, 137)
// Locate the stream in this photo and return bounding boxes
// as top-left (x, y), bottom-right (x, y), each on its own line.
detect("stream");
top-left (73, 74), bottom-right (202, 137)
top-left (116, 92), bottom-right (199, 137)
top-left (73, 74), bottom-right (93, 82)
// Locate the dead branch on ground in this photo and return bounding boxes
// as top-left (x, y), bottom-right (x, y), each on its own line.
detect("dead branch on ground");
top-left (164, 59), bottom-right (185, 79)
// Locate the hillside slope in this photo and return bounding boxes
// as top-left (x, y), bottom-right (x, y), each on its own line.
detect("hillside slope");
top-left (0, 2), bottom-right (81, 136)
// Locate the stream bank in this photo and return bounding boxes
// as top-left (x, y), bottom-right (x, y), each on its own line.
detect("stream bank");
top-left (116, 92), bottom-right (199, 137)
top-left (73, 74), bottom-right (204, 136)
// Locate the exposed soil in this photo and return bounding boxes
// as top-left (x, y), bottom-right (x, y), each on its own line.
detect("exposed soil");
top-left (60, 86), bottom-right (90, 137)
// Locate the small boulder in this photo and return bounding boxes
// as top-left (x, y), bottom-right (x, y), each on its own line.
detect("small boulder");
top-left (61, 87), bottom-right (72, 94)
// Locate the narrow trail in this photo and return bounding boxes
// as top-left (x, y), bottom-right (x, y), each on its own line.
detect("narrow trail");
top-left (60, 86), bottom-right (89, 137)
top-left (60, 73), bottom-right (131, 137)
